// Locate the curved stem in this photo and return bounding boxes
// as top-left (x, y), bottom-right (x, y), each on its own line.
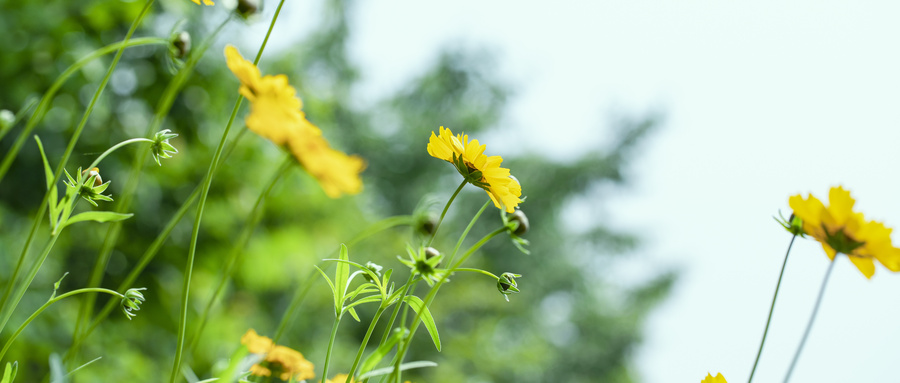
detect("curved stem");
top-left (0, 37), bottom-right (168, 185)
top-left (782, 254), bottom-right (838, 383)
top-left (320, 314), bottom-right (343, 383)
top-left (445, 201), bottom-right (490, 268)
top-left (0, 235), bottom-right (60, 333)
top-left (188, 155), bottom-right (293, 352)
top-left (169, 0), bottom-right (288, 380)
top-left (346, 306), bottom-right (387, 382)
top-left (452, 268), bottom-right (499, 280)
top-left (0, 0), bottom-right (155, 332)
top-left (0, 288), bottom-right (122, 362)
top-left (427, 180), bottom-right (467, 247)
top-left (71, 15), bottom-right (232, 355)
top-left (747, 235), bottom-right (796, 383)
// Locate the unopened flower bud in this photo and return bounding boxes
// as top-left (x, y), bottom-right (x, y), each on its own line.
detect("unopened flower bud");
top-left (417, 214), bottom-right (437, 236)
top-left (237, 0), bottom-right (260, 17)
top-left (509, 209), bottom-right (529, 236)
top-left (151, 129), bottom-right (179, 166)
top-left (363, 261), bottom-right (383, 283)
top-left (81, 167), bottom-right (102, 187)
top-left (121, 287), bottom-right (147, 320)
top-left (424, 246), bottom-right (441, 268)
top-left (497, 272), bottom-right (521, 302)
top-left (171, 31), bottom-right (191, 59)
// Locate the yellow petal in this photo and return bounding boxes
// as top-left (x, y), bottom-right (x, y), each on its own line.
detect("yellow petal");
top-left (847, 255), bottom-right (875, 279)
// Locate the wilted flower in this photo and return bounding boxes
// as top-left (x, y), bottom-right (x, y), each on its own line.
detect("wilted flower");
top-left (789, 186), bottom-right (900, 278)
top-left (427, 126), bottom-right (522, 212)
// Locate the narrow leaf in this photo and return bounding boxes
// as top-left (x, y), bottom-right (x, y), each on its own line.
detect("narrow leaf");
top-left (314, 266), bottom-right (338, 314)
top-left (335, 244), bottom-right (350, 310)
top-left (358, 361), bottom-right (438, 380)
top-left (1, 361), bottom-right (17, 383)
top-left (404, 296), bottom-right (441, 351)
top-left (35, 136), bottom-right (59, 225)
top-left (347, 307), bottom-right (360, 322)
top-left (62, 211), bottom-right (133, 229)
top-left (359, 329), bottom-right (404, 375)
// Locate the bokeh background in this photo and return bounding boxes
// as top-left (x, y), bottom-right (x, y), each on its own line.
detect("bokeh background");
top-left (2, 0), bottom-right (899, 382)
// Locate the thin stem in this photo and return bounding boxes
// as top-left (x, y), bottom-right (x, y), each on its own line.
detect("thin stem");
top-left (346, 306), bottom-right (387, 382)
top-left (782, 254), bottom-right (838, 383)
top-left (320, 314), bottom-right (343, 383)
top-left (378, 273), bottom-right (416, 347)
top-left (0, 37), bottom-right (168, 185)
top-left (452, 268), bottom-right (499, 280)
top-left (189, 155), bottom-right (293, 352)
top-left (169, 0), bottom-right (288, 380)
top-left (391, 225), bottom-right (508, 382)
top-left (270, 215), bottom-right (414, 344)
top-left (0, 235), bottom-right (60, 333)
top-left (0, 288), bottom-right (122, 362)
top-left (444, 201), bottom-right (490, 268)
top-left (427, 180), bottom-right (467, 247)
top-left (747, 235), bottom-right (796, 383)
top-left (0, 0), bottom-right (155, 329)
top-left (73, 15), bottom-right (231, 347)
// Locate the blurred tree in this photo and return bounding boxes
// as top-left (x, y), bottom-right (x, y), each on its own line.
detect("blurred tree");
top-left (0, 0), bottom-right (672, 382)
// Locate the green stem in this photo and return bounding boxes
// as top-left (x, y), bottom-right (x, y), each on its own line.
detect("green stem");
top-left (747, 235), bottom-right (796, 383)
top-left (0, 288), bottom-right (122, 362)
top-left (390, 225), bottom-right (507, 382)
top-left (320, 314), bottom-right (343, 383)
top-left (0, 235), bottom-right (60, 334)
top-left (0, 37), bottom-right (168, 186)
top-left (168, 0), bottom-right (287, 380)
top-left (270, 215), bottom-right (414, 344)
top-left (444, 201), bottom-right (490, 268)
top-left (377, 273), bottom-right (416, 347)
top-left (73, 16), bottom-right (231, 348)
top-left (452, 268), bottom-right (499, 280)
top-left (427, 180), bottom-right (467, 247)
top-left (346, 306), bottom-right (387, 382)
top-left (0, 0), bottom-right (155, 330)
top-left (782, 253), bottom-right (837, 383)
top-left (188, 155), bottom-right (293, 352)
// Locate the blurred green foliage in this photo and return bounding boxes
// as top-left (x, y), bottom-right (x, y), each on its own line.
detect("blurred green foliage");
top-left (0, 0), bottom-right (673, 382)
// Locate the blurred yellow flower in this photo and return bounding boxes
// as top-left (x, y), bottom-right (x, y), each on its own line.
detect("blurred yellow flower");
top-left (427, 126), bottom-right (522, 212)
top-left (789, 186), bottom-right (900, 278)
top-left (326, 374), bottom-right (355, 383)
top-left (241, 329), bottom-right (273, 354)
top-left (240, 329), bottom-right (315, 381)
top-left (224, 45), bottom-right (365, 198)
top-left (700, 372), bottom-right (727, 383)
top-left (190, 0), bottom-right (214, 5)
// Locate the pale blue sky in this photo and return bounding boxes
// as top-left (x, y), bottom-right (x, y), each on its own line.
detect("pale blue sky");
top-left (238, 1), bottom-right (900, 381)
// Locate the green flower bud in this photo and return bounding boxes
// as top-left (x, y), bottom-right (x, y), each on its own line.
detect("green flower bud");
top-left (64, 167), bottom-right (113, 207)
top-left (121, 288), bottom-right (147, 320)
top-left (171, 31), bottom-right (191, 59)
top-left (509, 209), bottom-right (529, 236)
top-left (497, 272), bottom-right (521, 302)
top-left (363, 261), bottom-right (383, 283)
top-left (151, 129), bottom-right (179, 166)
top-left (237, 0), bottom-right (260, 18)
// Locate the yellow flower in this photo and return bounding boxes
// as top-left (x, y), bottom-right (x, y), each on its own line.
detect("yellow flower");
top-left (190, 0), bottom-right (214, 5)
top-left (224, 45), bottom-right (365, 198)
top-left (427, 126), bottom-right (522, 212)
top-left (700, 372), bottom-right (727, 383)
top-left (789, 186), bottom-right (900, 278)
top-left (325, 374), bottom-right (355, 383)
top-left (240, 330), bottom-right (315, 381)
top-left (240, 329), bottom-right (273, 354)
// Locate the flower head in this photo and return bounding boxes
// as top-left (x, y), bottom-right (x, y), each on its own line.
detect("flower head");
top-left (64, 167), bottom-right (112, 207)
top-left (325, 373), bottom-right (355, 383)
top-left (150, 129), bottom-right (179, 166)
top-left (224, 45), bottom-right (365, 198)
top-left (240, 329), bottom-right (315, 381)
top-left (701, 372), bottom-right (727, 383)
top-left (120, 288), bottom-right (147, 320)
top-left (789, 186), bottom-right (900, 278)
top-left (427, 126), bottom-right (522, 212)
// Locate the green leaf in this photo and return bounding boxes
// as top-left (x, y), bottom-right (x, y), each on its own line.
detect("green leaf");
top-left (344, 295), bottom-right (382, 311)
top-left (314, 265), bottom-right (337, 312)
top-left (334, 244), bottom-right (350, 313)
top-left (347, 307), bottom-right (360, 322)
top-left (404, 296), bottom-right (441, 351)
top-left (34, 136), bottom-right (59, 225)
top-left (358, 361), bottom-right (438, 380)
top-left (62, 211), bottom-right (133, 229)
top-left (359, 329), bottom-right (403, 375)
top-left (1, 362), bottom-right (17, 383)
